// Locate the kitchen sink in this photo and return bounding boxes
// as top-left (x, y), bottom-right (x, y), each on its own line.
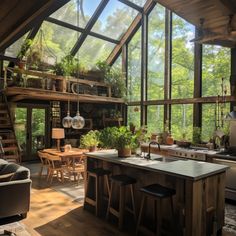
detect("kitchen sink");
top-left (152, 157), bottom-right (179, 162)
top-left (216, 150), bottom-right (236, 157)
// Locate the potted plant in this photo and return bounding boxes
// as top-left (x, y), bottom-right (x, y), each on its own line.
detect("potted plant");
top-left (99, 126), bottom-right (134, 157)
top-left (17, 39), bottom-right (33, 69)
top-left (99, 127), bottom-right (117, 149)
top-left (80, 130), bottom-right (100, 152)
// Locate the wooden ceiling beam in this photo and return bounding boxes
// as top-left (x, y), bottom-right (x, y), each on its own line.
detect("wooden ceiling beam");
top-left (106, 0), bottom-right (156, 65)
top-left (0, 0), bottom-right (70, 52)
top-left (215, 0), bottom-right (236, 15)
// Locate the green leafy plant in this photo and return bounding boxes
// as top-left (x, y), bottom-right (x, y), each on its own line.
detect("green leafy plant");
top-left (17, 39), bottom-right (33, 60)
top-left (96, 60), bottom-right (126, 98)
top-left (99, 126), bottom-right (134, 150)
top-left (80, 130), bottom-right (100, 149)
top-left (99, 127), bottom-right (118, 148)
top-left (53, 54), bottom-right (81, 76)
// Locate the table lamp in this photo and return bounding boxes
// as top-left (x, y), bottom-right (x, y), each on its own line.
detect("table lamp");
top-left (52, 128), bottom-right (65, 151)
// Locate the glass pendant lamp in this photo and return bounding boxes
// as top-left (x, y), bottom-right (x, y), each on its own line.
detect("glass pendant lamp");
top-left (62, 100), bottom-right (73, 128)
top-left (72, 0), bottom-right (85, 129)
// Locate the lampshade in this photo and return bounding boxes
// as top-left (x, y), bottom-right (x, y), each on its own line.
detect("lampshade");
top-left (52, 128), bottom-right (65, 139)
top-left (72, 111), bottom-right (85, 129)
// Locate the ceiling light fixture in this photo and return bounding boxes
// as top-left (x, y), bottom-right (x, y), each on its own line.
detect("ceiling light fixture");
top-left (72, 0), bottom-right (85, 129)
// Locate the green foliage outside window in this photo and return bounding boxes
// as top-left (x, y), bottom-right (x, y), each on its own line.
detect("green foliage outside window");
top-left (127, 106), bottom-right (140, 128)
top-left (127, 29), bottom-right (142, 102)
top-left (171, 104), bottom-right (193, 141)
top-left (171, 13), bottom-right (194, 99)
top-left (147, 105), bottom-right (164, 133)
top-left (147, 4), bottom-right (165, 100)
top-left (202, 45), bottom-right (231, 97)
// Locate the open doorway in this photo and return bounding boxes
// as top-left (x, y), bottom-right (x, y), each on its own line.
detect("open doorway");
top-left (14, 104), bottom-right (50, 161)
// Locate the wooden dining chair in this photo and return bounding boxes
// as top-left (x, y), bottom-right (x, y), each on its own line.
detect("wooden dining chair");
top-left (46, 153), bottom-right (67, 184)
top-left (37, 151), bottom-right (49, 178)
top-left (67, 155), bottom-right (85, 183)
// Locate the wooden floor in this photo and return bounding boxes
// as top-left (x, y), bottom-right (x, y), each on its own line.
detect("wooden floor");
top-left (21, 173), bottom-right (130, 236)
top-left (8, 163), bottom-right (235, 236)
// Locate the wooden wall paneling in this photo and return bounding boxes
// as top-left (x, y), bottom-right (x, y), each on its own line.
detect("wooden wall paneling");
top-left (185, 179), bottom-right (203, 236)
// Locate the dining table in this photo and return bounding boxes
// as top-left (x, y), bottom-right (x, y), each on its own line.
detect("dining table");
top-left (42, 148), bottom-right (88, 180)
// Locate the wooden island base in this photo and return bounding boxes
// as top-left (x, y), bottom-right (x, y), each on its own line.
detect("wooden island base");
top-left (85, 151), bottom-right (227, 236)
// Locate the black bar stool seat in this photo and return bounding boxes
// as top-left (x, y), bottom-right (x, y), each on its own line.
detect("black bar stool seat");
top-left (136, 183), bottom-right (176, 236)
top-left (110, 174), bottom-right (136, 186)
top-left (107, 174), bottom-right (137, 230)
top-left (88, 168), bottom-right (111, 177)
top-left (84, 168), bottom-right (111, 216)
top-left (140, 183), bottom-right (176, 198)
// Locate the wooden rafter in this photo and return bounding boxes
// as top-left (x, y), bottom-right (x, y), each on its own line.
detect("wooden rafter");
top-left (106, 0), bottom-right (156, 65)
top-left (0, 0), bottom-right (70, 52)
top-left (70, 0), bottom-right (109, 56)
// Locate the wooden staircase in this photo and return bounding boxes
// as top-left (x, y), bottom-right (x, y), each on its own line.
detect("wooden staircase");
top-left (0, 92), bottom-right (21, 163)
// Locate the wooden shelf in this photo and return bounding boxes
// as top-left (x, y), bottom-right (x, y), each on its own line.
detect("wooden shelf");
top-left (103, 117), bottom-right (123, 127)
top-left (3, 68), bottom-right (124, 104)
top-left (5, 87), bottom-right (124, 104)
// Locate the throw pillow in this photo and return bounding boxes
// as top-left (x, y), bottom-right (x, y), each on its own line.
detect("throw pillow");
top-left (0, 172), bottom-right (14, 182)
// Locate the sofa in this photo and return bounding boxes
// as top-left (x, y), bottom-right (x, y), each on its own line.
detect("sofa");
top-left (0, 159), bottom-right (31, 219)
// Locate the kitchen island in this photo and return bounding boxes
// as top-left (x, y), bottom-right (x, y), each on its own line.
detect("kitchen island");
top-left (85, 150), bottom-right (228, 236)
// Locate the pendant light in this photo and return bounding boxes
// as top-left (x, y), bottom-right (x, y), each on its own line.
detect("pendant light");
top-left (72, 0), bottom-right (85, 129)
top-left (62, 100), bottom-right (73, 128)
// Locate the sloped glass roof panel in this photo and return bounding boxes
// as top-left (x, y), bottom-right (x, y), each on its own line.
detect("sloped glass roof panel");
top-left (91, 0), bottom-right (139, 40)
top-left (5, 32), bottom-right (28, 58)
top-left (76, 36), bottom-right (115, 69)
top-left (50, 0), bottom-right (101, 29)
top-left (33, 22), bottom-right (78, 63)
top-left (127, 0), bottom-right (146, 7)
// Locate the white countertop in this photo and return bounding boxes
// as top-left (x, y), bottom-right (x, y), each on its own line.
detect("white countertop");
top-left (86, 149), bottom-right (228, 181)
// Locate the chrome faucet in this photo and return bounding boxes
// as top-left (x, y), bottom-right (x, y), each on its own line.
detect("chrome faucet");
top-left (145, 141), bottom-right (160, 160)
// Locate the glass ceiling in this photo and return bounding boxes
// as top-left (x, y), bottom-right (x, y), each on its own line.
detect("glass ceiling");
top-left (5, 32), bottom-right (28, 58)
top-left (50, 0), bottom-right (101, 29)
top-left (128, 0), bottom-right (146, 7)
top-left (91, 0), bottom-right (139, 40)
top-left (34, 22), bottom-right (78, 63)
top-left (76, 35), bottom-right (115, 69)
top-left (3, 0), bottom-right (144, 67)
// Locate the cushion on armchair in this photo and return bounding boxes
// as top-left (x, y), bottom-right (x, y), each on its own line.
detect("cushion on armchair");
top-left (0, 163), bottom-right (29, 181)
top-left (0, 159), bottom-right (8, 171)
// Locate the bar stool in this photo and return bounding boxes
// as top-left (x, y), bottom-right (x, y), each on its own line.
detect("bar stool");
top-left (106, 174), bottom-right (137, 230)
top-left (84, 168), bottom-right (111, 216)
top-left (136, 183), bottom-right (176, 236)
